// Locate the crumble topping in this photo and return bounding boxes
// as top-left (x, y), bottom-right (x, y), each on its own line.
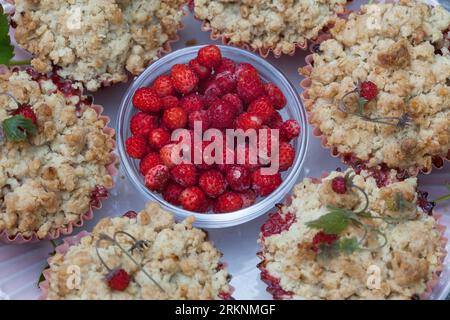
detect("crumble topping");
top-left (194, 0), bottom-right (347, 54)
top-left (13, 0), bottom-right (185, 91)
top-left (301, 0), bottom-right (450, 172)
top-left (0, 70), bottom-right (114, 239)
top-left (259, 169), bottom-right (444, 299)
top-left (45, 202), bottom-right (232, 300)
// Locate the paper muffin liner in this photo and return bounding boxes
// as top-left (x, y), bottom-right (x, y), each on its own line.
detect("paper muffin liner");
top-left (0, 69), bottom-right (118, 244)
top-left (189, 0), bottom-right (352, 58)
top-left (38, 218), bottom-right (234, 300)
top-left (257, 171), bottom-right (448, 300)
top-left (300, 1), bottom-right (450, 176)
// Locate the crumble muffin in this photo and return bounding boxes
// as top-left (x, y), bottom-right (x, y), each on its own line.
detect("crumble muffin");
top-left (193, 0), bottom-right (348, 55)
top-left (12, 0), bottom-right (185, 91)
top-left (300, 0), bottom-right (450, 173)
top-left (44, 202), bottom-right (233, 300)
top-left (0, 68), bottom-right (115, 240)
top-left (258, 169), bottom-right (445, 300)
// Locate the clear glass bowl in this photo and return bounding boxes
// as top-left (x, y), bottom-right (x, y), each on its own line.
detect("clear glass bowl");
top-left (117, 45), bottom-right (309, 228)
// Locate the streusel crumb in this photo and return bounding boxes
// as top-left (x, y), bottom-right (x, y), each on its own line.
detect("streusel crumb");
top-left (13, 0), bottom-right (185, 91)
top-left (46, 202), bottom-right (232, 300)
top-left (0, 70), bottom-right (114, 239)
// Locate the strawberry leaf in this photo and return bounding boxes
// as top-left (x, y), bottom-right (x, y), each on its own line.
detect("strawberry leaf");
top-left (0, 6), bottom-right (14, 65)
top-left (306, 210), bottom-right (350, 234)
top-left (2, 115), bottom-right (37, 141)
top-left (339, 237), bottom-right (360, 255)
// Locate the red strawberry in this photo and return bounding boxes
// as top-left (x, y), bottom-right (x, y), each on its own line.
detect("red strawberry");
top-left (13, 105), bottom-right (37, 125)
top-left (189, 58), bottom-right (212, 80)
top-left (264, 83), bottom-right (287, 109)
top-left (277, 142), bottom-right (295, 171)
top-left (222, 93), bottom-right (243, 115)
top-left (161, 95), bottom-right (179, 110)
top-left (148, 128), bottom-right (170, 149)
top-left (194, 140), bottom-right (216, 170)
top-left (247, 96), bottom-right (275, 123)
top-left (312, 231), bottom-right (338, 253)
top-left (235, 63), bottom-right (259, 79)
top-left (163, 182), bottom-right (184, 206)
top-left (239, 189), bottom-right (257, 208)
top-left (179, 186), bottom-right (206, 211)
top-left (216, 58), bottom-right (236, 74)
top-left (153, 75), bottom-right (175, 97)
top-left (162, 107), bottom-right (188, 130)
top-left (107, 269), bottom-right (130, 291)
top-left (226, 165), bottom-right (251, 192)
top-left (214, 192), bottom-right (243, 213)
top-left (331, 176), bottom-right (347, 194)
top-left (257, 127), bottom-right (276, 159)
top-left (236, 74), bottom-right (265, 103)
top-left (198, 197), bottom-right (214, 213)
top-left (252, 168), bottom-right (282, 196)
top-left (160, 143), bottom-right (178, 169)
top-left (180, 93), bottom-right (204, 113)
top-left (130, 112), bottom-right (159, 137)
top-left (139, 152), bottom-right (162, 176)
top-left (235, 112), bottom-right (263, 131)
top-left (198, 170), bottom-right (227, 198)
top-left (132, 87), bottom-right (162, 113)
top-left (235, 144), bottom-right (260, 171)
top-left (171, 64), bottom-right (199, 94)
top-left (197, 45), bottom-right (222, 68)
top-left (144, 164), bottom-right (170, 191)
top-left (123, 211), bottom-right (137, 219)
top-left (208, 99), bottom-right (237, 129)
top-left (214, 71), bottom-right (236, 94)
top-left (171, 163), bottom-right (198, 187)
top-left (269, 111), bottom-right (283, 129)
top-left (188, 110), bottom-right (210, 132)
top-left (126, 135), bottom-right (148, 159)
top-left (280, 119), bottom-right (300, 141)
top-left (359, 81), bottom-right (378, 101)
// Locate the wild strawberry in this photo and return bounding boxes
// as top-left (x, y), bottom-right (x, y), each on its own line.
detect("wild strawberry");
top-left (269, 111), bottom-right (283, 129)
top-left (123, 211), bottom-right (137, 219)
top-left (235, 112), bottom-right (263, 131)
top-left (239, 189), bottom-right (257, 208)
top-left (180, 94), bottom-right (204, 114)
top-left (264, 83), bottom-right (286, 109)
top-left (130, 112), bottom-right (159, 137)
top-left (197, 45), bottom-right (222, 68)
top-left (208, 99), bottom-right (237, 129)
top-left (312, 231), bottom-right (338, 253)
top-left (189, 58), bottom-right (212, 80)
top-left (161, 95), bottom-right (179, 109)
top-left (331, 176), bottom-right (347, 194)
top-left (179, 186), bottom-right (206, 211)
top-left (277, 142), bottom-right (295, 171)
top-left (235, 144), bottom-right (260, 171)
top-left (132, 87), bottom-right (162, 113)
top-left (217, 146), bottom-right (235, 173)
top-left (247, 96), bottom-right (275, 123)
top-left (188, 110), bottom-right (210, 131)
top-left (148, 128), bottom-right (170, 149)
top-left (160, 143), bottom-right (178, 169)
top-left (153, 75), bottom-right (175, 97)
top-left (144, 164), bottom-right (170, 191)
top-left (199, 170), bottom-right (227, 198)
top-left (216, 58), bottom-right (236, 74)
top-left (198, 197), bottom-right (214, 213)
top-left (12, 105), bottom-right (37, 125)
top-left (171, 163), bottom-right (198, 187)
top-left (257, 127), bottom-right (277, 159)
top-left (214, 71), bottom-right (236, 94)
top-left (252, 168), bottom-right (282, 196)
top-left (235, 63), bottom-right (259, 79)
top-left (280, 119), bottom-right (300, 141)
top-left (359, 81), bottom-right (378, 101)
top-left (194, 140), bottom-right (216, 170)
top-left (171, 64), bottom-right (199, 94)
top-left (236, 74), bottom-right (265, 103)
top-left (222, 93), bottom-right (243, 115)
top-left (214, 192), bottom-right (243, 213)
top-left (107, 269), bottom-right (130, 291)
top-left (139, 152), bottom-right (162, 176)
top-left (163, 182), bottom-right (184, 206)
top-left (199, 78), bottom-right (221, 96)
top-left (126, 135), bottom-right (148, 159)
top-left (162, 107), bottom-right (188, 130)
top-left (226, 165), bottom-right (251, 192)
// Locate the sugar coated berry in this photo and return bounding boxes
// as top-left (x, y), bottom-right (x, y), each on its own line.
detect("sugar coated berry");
top-left (331, 176), bottom-right (347, 194)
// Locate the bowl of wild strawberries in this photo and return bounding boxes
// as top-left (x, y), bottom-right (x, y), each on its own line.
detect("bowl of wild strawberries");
top-left (117, 45), bottom-right (308, 228)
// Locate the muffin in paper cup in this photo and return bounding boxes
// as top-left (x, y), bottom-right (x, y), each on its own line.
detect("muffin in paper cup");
top-left (191, 0), bottom-right (350, 58)
top-left (0, 67), bottom-right (117, 244)
top-left (299, 0), bottom-right (450, 176)
top-left (257, 168), bottom-right (447, 300)
top-left (39, 202), bottom-right (234, 300)
top-left (10, 0), bottom-right (186, 92)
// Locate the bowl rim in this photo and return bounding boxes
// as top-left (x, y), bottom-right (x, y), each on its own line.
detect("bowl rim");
top-left (117, 45), bottom-right (309, 228)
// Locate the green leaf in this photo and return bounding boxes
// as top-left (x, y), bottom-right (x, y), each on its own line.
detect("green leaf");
top-left (317, 242), bottom-right (340, 260)
top-left (339, 237), bottom-right (360, 255)
top-left (0, 6), bottom-right (14, 65)
top-left (306, 210), bottom-right (350, 234)
top-left (2, 115), bottom-right (37, 141)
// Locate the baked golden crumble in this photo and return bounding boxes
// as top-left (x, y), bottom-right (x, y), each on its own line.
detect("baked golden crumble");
top-left (302, 0), bottom-right (450, 172)
top-left (45, 202), bottom-right (232, 300)
top-left (13, 0), bottom-right (185, 91)
top-left (194, 0), bottom-right (347, 55)
top-left (0, 69), bottom-right (114, 239)
top-left (259, 169), bottom-right (444, 300)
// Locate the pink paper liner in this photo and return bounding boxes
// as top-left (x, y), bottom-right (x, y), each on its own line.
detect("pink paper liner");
top-left (257, 171), bottom-right (448, 300)
top-left (189, 0), bottom-right (352, 58)
top-left (299, 2), bottom-right (450, 176)
top-left (0, 102), bottom-right (118, 244)
top-left (38, 225), bottom-right (235, 300)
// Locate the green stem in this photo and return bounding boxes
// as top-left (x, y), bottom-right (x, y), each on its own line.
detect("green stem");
top-left (7, 59), bottom-right (31, 66)
top-left (433, 194), bottom-right (450, 204)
